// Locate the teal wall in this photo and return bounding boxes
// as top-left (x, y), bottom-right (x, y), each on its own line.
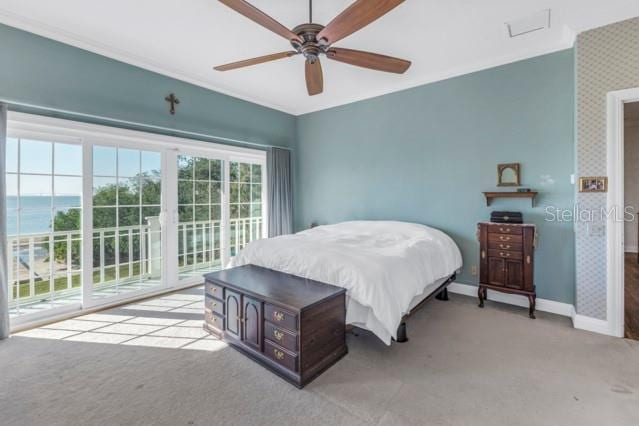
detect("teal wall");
top-left (295, 50), bottom-right (576, 304)
top-left (0, 24), bottom-right (296, 149)
top-left (0, 22), bottom-right (576, 304)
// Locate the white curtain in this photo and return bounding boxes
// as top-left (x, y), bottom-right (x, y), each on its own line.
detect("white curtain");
top-left (0, 103), bottom-right (9, 339)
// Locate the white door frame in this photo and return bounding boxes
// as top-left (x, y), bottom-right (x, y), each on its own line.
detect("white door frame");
top-left (607, 87), bottom-right (639, 338)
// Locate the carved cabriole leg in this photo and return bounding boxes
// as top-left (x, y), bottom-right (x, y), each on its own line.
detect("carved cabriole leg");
top-left (478, 285), bottom-right (485, 308)
top-left (396, 322), bottom-right (408, 343)
top-left (528, 294), bottom-right (536, 319)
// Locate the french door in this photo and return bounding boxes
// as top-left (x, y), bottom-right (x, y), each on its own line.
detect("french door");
top-left (6, 113), bottom-right (267, 325)
top-left (87, 144), bottom-right (164, 303)
top-left (170, 151), bottom-right (267, 286)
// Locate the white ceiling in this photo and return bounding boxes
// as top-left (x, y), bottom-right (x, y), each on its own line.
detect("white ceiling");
top-left (0, 0), bottom-right (638, 115)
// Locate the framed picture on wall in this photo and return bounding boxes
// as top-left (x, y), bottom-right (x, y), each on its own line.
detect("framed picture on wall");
top-left (579, 176), bottom-right (608, 192)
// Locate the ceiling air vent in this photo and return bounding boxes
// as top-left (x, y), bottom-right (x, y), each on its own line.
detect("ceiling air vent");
top-left (505, 9), bottom-right (551, 38)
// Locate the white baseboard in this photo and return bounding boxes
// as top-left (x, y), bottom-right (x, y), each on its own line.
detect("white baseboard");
top-left (571, 313), bottom-right (615, 336)
top-left (448, 282), bottom-right (574, 317)
top-left (624, 244), bottom-right (638, 253)
top-left (448, 282), bottom-right (622, 337)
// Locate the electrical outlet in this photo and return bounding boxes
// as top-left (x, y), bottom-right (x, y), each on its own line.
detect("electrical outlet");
top-left (470, 265), bottom-right (478, 276)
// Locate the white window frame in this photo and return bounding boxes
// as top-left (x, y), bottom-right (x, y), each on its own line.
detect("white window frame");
top-left (7, 112), bottom-right (268, 325)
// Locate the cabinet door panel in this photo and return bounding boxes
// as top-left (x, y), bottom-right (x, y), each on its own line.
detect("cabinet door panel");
top-left (487, 257), bottom-right (505, 286)
top-left (225, 289), bottom-right (241, 340)
top-left (505, 260), bottom-right (524, 290)
top-left (242, 295), bottom-right (263, 352)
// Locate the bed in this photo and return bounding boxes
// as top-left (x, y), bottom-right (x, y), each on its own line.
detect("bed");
top-left (229, 221), bottom-right (463, 345)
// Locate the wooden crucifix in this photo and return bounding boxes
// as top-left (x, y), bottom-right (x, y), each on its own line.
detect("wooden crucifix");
top-left (165, 93), bottom-right (180, 115)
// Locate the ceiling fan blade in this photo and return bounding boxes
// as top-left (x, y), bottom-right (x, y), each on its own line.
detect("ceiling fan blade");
top-left (215, 51), bottom-right (298, 71)
top-left (317, 0), bottom-right (404, 46)
top-left (326, 48), bottom-right (411, 74)
top-left (218, 0), bottom-right (302, 44)
top-left (305, 59), bottom-right (323, 96)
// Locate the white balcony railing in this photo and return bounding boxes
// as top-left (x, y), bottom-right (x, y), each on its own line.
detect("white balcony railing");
top-left (8, 217), bottom-right (262, 310)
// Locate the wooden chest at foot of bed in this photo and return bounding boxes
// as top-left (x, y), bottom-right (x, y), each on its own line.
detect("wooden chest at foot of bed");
top-left (203, 265), bottom-right (348, 388)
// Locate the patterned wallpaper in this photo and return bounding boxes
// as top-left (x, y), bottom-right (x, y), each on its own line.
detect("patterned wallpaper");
top-left (576, 17), bottom-right (639, 319)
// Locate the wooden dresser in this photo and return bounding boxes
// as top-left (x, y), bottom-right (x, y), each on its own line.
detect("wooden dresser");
top-left (477, 222), bottom-right (537, 318)
top-left (204, 265), bottom-right (347, 388)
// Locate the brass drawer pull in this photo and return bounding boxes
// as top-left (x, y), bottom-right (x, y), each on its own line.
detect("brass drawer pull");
top-left (499, 227), bottom-right (510, 233)
top-left (499, 244), bottom-right (511, 249)
top-left (499, 252), bottom-right (511, 258)
top-left (527, 255), bottom-right (531, 264)
top-left (499, 236), bottom-right (511, 241)
top-left (273, 311), bottom-right (285, 322)
top-left (273, 330), bottom-right (284, 341)
top-left (274, 349), bottom-right (284, 360)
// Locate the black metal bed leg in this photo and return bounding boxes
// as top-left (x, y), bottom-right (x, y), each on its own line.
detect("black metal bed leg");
top-left (396, 322), bottom-right (408, 343)
top-left (435, 288), bottom-right (449, 301)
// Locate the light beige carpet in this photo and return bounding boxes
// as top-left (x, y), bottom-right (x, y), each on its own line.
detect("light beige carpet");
top-left (1, 286), bottom-right (639, 426)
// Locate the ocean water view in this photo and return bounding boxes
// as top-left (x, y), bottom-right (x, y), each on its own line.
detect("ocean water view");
top-left (6, 196), bottom-right (81, 235)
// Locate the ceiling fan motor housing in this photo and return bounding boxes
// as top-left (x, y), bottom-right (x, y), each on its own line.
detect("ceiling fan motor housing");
top-left (291, 23), bottom-right (326, 63)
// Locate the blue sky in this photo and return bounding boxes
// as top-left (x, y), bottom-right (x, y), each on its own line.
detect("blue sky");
top-left (5, 139), bottom-right (160, 197)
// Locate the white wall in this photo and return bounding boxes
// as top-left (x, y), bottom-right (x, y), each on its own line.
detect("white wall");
top-left (625, 108), bottom-right (639, 252)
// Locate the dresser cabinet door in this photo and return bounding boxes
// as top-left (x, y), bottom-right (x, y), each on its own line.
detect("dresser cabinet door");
top-left (225, 290), bottom-right (242, 340)
top-left (504, 260), bottom-right (524, 290)
top-left (242, 296), bottom-right (263, 352)
top-left (487, 257), bottom-right (505, 286)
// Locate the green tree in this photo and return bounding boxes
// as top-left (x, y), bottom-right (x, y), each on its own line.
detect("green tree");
top-left (52, 172), bottom-right (161, 268)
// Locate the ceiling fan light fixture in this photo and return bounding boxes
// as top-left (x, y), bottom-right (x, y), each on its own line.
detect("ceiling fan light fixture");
top-left (215, 0), bottom-right (411, 95)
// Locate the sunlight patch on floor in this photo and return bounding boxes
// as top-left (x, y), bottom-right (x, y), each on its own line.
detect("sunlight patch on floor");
top-left (14, 289), bottom-right (227, 353)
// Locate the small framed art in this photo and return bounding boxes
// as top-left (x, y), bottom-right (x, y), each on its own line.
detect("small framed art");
top-left (579, 176), bottom-right (607, 193)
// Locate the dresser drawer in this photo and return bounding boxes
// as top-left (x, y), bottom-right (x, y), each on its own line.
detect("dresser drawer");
top-left (488, 249), bottom-right (523, 260)
top-left (265, 340), bottom-right (298, 372)
top-left (265, 304), bottom-right (298, 331)
top-left (205, 311), bottom-right (224, 332)
top-left (487, 233), bottom-right (523, 244)
top-left (205, 295), bottom-right (224, 316)
top-left (265, 321), bottom-right (298, 352)
top-left (488, 241), bottom-right (523, 252)
top-left (487, 225), bottom-right (522, 235)
top-left (205, 281), bottom-right (224, 300)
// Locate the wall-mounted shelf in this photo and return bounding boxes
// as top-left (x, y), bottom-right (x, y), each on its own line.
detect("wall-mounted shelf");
top-left (483, 191), bottom-right (537, 207)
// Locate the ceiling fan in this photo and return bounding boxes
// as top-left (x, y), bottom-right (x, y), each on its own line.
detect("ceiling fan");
top-left (214, 0), bottom-right (411, 96)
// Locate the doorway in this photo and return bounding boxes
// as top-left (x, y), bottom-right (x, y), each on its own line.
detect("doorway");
top-left (623, 101), bottom-right (639, 339)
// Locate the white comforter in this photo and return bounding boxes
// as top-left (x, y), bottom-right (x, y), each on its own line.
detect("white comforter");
top-left (229, 221), bottom-right (462, 344)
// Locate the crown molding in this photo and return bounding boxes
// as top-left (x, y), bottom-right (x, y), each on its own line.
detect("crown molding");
top-left (0, 8), bottom-right (577, 117)
top-left (0, 9), bottom-right (298, 115)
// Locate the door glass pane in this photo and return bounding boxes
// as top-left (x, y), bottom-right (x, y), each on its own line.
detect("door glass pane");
top-left (6, 138), bottom-right (18, 173)
top-left (229, 161), bottom-right (264, 257)
top-left (178, 156), bottom-right (224, 280)
top-left (92, 146), bottom-right (162, 300)
top-left (7, 140), bottom-right (83, 318)
top-left (20, 140), bottom-right (52, 174)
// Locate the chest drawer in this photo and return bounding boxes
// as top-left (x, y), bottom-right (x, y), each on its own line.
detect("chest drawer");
top-left (488, 241), bottom-right (523, 252)
top-left (205, 295), bottom-right (224, 316)
top-left (265, 321), bottom-right (298, 352)
top-left (488, 249), bottom-right (523, 260)
top-left (265, 340), bottom-right (298, 372)
top-left (265, 304), bottom-right (298, 331)
top-left (205, 311), bottom-right (224, 332)
top-left (205, 281), bottom-right (224, 300)
top-left (487, 225), bottom-right (522, 235)
top-left (487, 233), bottom-right (523, 244)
